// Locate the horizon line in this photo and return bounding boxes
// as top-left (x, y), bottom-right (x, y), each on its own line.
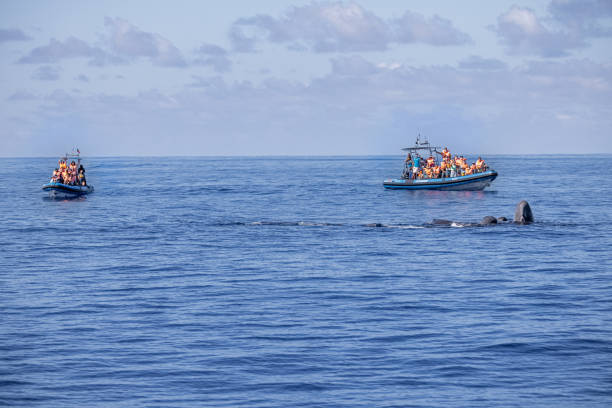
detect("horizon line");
top-left (2, 153), bottom-right (612, 159)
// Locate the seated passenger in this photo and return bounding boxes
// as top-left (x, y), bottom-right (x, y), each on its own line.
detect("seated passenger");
top-left (476, 157), bottom-right (486, 172)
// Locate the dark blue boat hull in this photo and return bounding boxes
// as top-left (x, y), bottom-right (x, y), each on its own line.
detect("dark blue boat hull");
top-left (383, 170), bottom-right (497, 191)
top-left (42, 182), bottom-right (94, 197)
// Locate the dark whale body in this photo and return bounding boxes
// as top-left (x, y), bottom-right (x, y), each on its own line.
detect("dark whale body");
top-left (514, 200), bottom-right (534, 224)
top-left (430, 201), bottom-right (534, 227)
top-left (480, 216), bottom-right (497, 225)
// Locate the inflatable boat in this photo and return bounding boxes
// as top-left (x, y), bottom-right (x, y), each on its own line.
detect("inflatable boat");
top-left (42, 148), bottom-right (94, 198)
top-left (383, 136), bottom-right (497, 191)
top-left (42, 182), bottom-right (94, 198)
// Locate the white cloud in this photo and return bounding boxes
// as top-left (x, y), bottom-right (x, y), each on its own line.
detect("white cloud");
top-left (492, 6), bottom-right (584, 57)
top-left (548, 0), bottom-right (612, 36)
top-left (392, 11), bottom-right (471, 46)
top-left (7, 90), bottom-right (37, 101)
top-left (31, 65), bottom-right (61, 81)
top-left (17, 18), bottom-right (187, 67)
top-left (18, 36), bottom-right (109, 64)
top-left (194, 43), bottom-right (232, 72)
top-left (458, 55), bottom-right (507, 70)
top-left (230, 2), bottom-right (470, 52)
top-left (493, 2), bottom-right (612, 58)
top-left (6, 58), bottom-right (611, 155)
top-left (104, 17), bottom-right (186, 67)
top-left (331, 55), bottom-right (379, 76)
top-left (0, 28), bottom-right (31, 43)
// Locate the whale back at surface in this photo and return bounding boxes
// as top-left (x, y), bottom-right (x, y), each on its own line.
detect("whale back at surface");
top-left (480, 216), bottom-right (498, 225)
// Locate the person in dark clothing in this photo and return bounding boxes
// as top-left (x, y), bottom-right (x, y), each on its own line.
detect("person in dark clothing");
top-left (77, 164), bottom-right (86, 185)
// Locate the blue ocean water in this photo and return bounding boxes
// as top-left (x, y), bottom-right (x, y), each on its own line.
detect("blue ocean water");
top-left (1, 155), bottom-right (611, 408)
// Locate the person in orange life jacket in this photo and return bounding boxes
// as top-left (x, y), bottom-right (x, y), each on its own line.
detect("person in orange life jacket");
top-left (441, 147), bottom-right (451, 161)
top-left (476, 157), bottom-right (486, 172)
top-left (440, 161), bottom-right (446, 175)
top-left (426, 156), bottom-right (435, 168)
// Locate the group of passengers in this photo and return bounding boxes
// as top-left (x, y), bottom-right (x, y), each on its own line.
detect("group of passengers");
top-left (403, 147), bottom-right (487, 180)
top-left (50, 159), bottom-right (87, 186)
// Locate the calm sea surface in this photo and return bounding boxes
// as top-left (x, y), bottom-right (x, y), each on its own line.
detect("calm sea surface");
top-left (1, 155), bottom-right (611, 407)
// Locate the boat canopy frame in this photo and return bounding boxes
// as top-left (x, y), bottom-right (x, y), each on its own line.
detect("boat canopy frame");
top-left (401, 135), bottom-right (444, 159)
top-left (59, 147), bottom-right (82, 167)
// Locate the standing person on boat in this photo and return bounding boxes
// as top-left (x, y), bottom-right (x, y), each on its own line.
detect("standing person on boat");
top-left (69, 161), bottom-right (77, 174)
top-left (412, 155), bottom-right (421, 178)
top-left (403, 153), bottom-right (413, 179)
top-left (77, 164), bottom-right (86, 185)
top-left (78, 169), bottom-right (86, 185)
top-left (441, 147), bottom-right (451, 161)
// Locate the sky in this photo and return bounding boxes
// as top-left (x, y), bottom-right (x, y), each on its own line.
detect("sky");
top-left (1, 0), bottom-right (611, 156)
